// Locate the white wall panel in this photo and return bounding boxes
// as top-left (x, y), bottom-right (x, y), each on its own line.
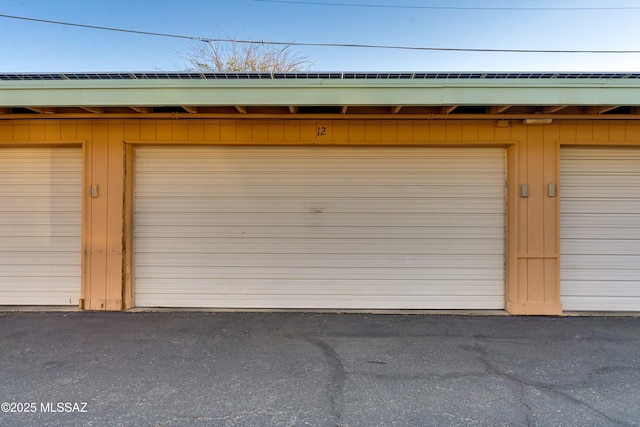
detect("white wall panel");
top-left (134, 147), bottom-right (505, 309)
top-left (0, 148), bottom-right (82, 305)
top-left (561, 148), bottom-right (640, 311)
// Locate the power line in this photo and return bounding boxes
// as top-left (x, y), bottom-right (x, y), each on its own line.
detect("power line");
top-left (0, 13), bottom-right (204, 42)
top-left (1, 13), bottom-right (640, 54)
top-left (253, 0), bottom-right (640, 11)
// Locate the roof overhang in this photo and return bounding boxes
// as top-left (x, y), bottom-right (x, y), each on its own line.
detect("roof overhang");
top-left (2, 72), bottom-right (640, 119)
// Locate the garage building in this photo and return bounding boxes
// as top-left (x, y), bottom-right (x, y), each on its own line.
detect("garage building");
top-left (1, 72), bottom-right (639, 314)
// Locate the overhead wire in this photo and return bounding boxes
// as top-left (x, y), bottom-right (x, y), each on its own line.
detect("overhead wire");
top-left (0, 14), bottom-right (202, 42)
top-left (1, 13), bottom-right (640, 54)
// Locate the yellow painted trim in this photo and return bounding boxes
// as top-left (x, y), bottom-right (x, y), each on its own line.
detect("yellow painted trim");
top-left (81, 140), bottom-right (89, 310)
top-left (123, 143), bottom-right (135, 310)
top-left (559, 140), bottom-right (640, 146)
top-left (505, 144), bottom-right (519, 313)
top-left (124, 140), bottom-right (516, 148)
top-left (507, 301), bottom-right (563, 316)
top-left (0, 140), bottom-right (85, 147)
top-left (516, 254), bottom-right (559, 258)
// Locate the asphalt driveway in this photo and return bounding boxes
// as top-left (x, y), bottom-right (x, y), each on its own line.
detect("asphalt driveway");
top-left (0, 312), bottom-right (639, 426)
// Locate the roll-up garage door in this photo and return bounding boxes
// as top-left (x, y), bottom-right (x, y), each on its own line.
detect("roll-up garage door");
top-left (134, 147), bottom-right (506, 309)
top-left (560, 147), bottom-right (640, 311)
top-left (0, 148), bottom-right (82, 305)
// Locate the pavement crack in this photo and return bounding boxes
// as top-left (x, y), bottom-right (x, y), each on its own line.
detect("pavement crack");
top-left (155, 415), bottom-right (233, 426)
top-left (155, 411), bottom-right (301, 426)
top-left (519, 383), bottom-right (533, 427)
top-left (461, 342), bottom-right (633, 426)
top-left (351, 370), bottom-right (491, 382)
top-left (305, 337), bottom-right (346, 426)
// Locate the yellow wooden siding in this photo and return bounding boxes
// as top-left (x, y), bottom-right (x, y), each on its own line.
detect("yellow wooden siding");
top-left (2, 119), bottom-right (640, 313)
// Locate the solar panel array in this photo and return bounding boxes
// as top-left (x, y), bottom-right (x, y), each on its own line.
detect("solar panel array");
top-left (1, 72), bottom-right (640, 81)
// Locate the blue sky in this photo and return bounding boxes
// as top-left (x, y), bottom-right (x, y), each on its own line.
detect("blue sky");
top-left (2, 0), bottom-right (640, 72)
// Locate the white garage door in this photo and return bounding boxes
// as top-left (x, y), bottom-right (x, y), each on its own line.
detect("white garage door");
top-left (561, 147), bottom-right (640, 311)
top-left (134, 146), bottom-right (505, 309)
top-left (0, 147), bottom-right (82, 305)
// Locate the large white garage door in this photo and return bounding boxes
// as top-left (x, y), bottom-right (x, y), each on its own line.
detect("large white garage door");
top-left (561, 147), bottom-right (640, 311)
top-left (134, 146), bottom-right (505, 309)
top-left (0, 147), bottom-right (82, 305)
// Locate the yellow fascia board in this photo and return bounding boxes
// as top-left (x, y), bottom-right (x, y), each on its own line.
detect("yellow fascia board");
top-left (1, 78), bottom-right (639, 107)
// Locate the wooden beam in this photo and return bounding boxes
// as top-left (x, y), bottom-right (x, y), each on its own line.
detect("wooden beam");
top-left (441, 105), bottom-right (457, 114)
top-left (488, 105), bottom-right (512, 114)
top-left (0, 108), bottom-right (11, 114)
top-left (391, 106), bottom-right (403, 114)
top-left (80, 107), bottom-right (105, 113)
top-left (235, 106), bottom-right (248, 114)
top-left (543, 105), bottom-right (569, 114)
top-left (597, 105), bottom-right (621, 114)
top-left (289, 105), bottom-right (298, 113)
top-left (584, 105), bottom-right (621, 115)
top-left (129, 106), bottom-right (152, 113)
top-left (25, 107), bottom-right (57, 114)
top-left (182, 106), bottom-right (198, 114)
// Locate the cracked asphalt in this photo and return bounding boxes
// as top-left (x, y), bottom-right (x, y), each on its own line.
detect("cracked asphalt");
top-left (1, 312), bottom-right (639, 426)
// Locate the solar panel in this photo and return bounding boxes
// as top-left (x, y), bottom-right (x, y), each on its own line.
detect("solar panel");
top-left (1, 72), bottom-right (640, 81)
